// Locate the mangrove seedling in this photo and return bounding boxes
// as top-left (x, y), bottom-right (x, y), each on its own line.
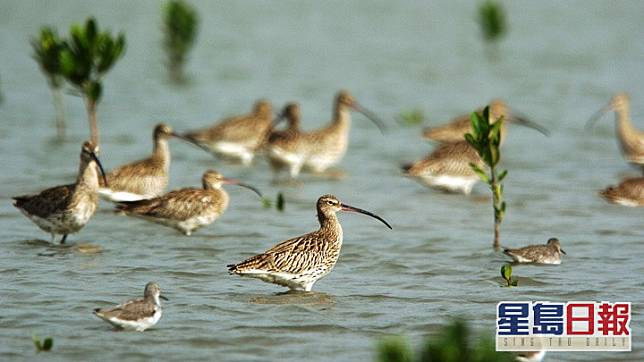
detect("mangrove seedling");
top-left (31, 27), bottom-right (66, 140)
top-left (32, 335), bottom-right (53, 352)
top-left (477, 0), bottom-right (507, 58)
top-left (59, 17), bottom-right (126, 147)
top-left (377, 336), bottom-right (413, 362)
top-left (397, 108), bottom-right (424, 127)
top-left (500, 263), bottom-right (518, 287)
top-left (465, 106), bottom-right (507, 250)
top-left (163, 0), bottom-right (198, 83)
top-left (262, 192), bottom-right (285, 212)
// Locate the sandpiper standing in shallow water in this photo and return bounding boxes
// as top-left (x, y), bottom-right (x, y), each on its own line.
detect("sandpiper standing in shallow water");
top-left (503, 238), bottom-right (566, 265)
top-left (228, 194), bottom-right (391, 292)
top-left (93, 282), bottom-right (168, 332)
top-left (265, 103), bottom-right (307, 179)
top-left (181, 99), bottom-right (273, 165)
top-left (402, 141), bottom-right (485, 194)
top-left (587, 92), bottom-right (644, 173)
top-left (600, 176), bottom-right (644, 207)
top-left (422, 99), bottom-right (549, 143)
top-left (116, 170), bottom-right (262, 235)
top-left (99, 123), bottom-right (186, 202)
top-left (13, 141), bottom-right (107, 244)
top-left (265, 90), bottom-right (386, 178)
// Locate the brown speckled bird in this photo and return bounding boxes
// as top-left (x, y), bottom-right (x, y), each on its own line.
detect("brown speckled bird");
top-left (181, 99), bottom-right (273, 165)
top-left (116, 170), bottom-right (261, 235)
top-left (93, 282), bottom-right (168, 332)
top-left (228, 194), bottom-right (392, 291)
top-left (504, 238), bottom-right (566, 265)
top-left (422, 99), bottom-right (549, 143)
top-left (265, 91), bottom-right (386, 178)
top-left (99, 123), bottom-right (183, 202)
top-left (587, 92), bottom-right (644, 172)
top-left (402, 141), bottom-right (485, 194)
top-left (600, 176), bottom-right (644, 207)
top-left (13, 141), bottom-right (107, 244)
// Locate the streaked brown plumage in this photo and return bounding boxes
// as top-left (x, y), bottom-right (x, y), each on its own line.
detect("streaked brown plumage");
top-left (587, 92), bottom-right (644, 171)
top-left (422, 99), bottom-right (549, 143)
top-left (181, 99), bottom-right (273, 165)
top-left (99, 123), bottom-right (180, 202)
top-left (228, 194), bottom-right (392, 291)
top-left (265, 90), bottom-right (386, 177)
top-left (504, 238), bottom-right (566, 265)
top-left (93, 282), bottom-right (168, 332)
top-left (13, 141), bottom-right (106, 244)
top-left (402, 141), bottom-right (485, 194)
top-left (116, 170), bottom-right (261, 235)
top-left (600, 176), bottom-right (644, 207)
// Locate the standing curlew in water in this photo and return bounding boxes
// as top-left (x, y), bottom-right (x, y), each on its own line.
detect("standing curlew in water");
top-left (115, 170), bottom-right (262, 235)
top-left (265, 102), bottom-right (308, 178)
top-left (586, 92), bottom-right (644, 173)
top-left (12, 141), bottom-right (107, 244)
top-left (402, 141), bottom-right (485, 194)
top-left (99, 123), bottom-right (186, 202)
top-left (93, 282), bottom-right (168, 332)
top-left (265, 90), bottom-right (386, 178)
top-left (228, 194), bottom-right (392, 292)
top-left (181, 99), bottom-right (273, 165)
top-left (422, 99), bottom-right (549, 143)
top-left (503, 238), bottom-right (566, 265)
top-left (599, 176), bottom-right (644, 207)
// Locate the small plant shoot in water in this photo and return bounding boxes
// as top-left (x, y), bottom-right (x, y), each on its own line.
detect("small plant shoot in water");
top-left (59, 17), bottom-right (126, 147)
top-left (397, 108), bottom-right (424, 127)
top-left (163, 0), bottom-right (199, 83)
top-left (262, 192), bottom-right (285, 211)
top-left (477, 0), bottom-right (507, 59)
top-left (33, 335), bottom-right (53, 352)
top-left (465, 106), bottom-right (507, 250)
top-left (31, 27), bottom-right (66, 140)
top-left (500, 263), bottom-right (518, 287)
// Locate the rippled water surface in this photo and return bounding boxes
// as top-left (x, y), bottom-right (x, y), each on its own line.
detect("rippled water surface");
top-left (1, 1), bottom-right (643, 361)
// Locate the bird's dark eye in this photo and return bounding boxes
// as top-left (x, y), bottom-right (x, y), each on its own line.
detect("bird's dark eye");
top-left (327, 200), bottom-right (334, 205)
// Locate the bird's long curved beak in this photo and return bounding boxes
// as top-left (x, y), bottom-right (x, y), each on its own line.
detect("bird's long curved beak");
top-left (509, 114), bottom-right (551, 136)
top-left (585, 104), bottom-right (611, 130)
top-left (352, 102), bottom-right (387, 135)
top-left (340, 203), bottom-right (392, 229)
top-left (560, 248), bottom-right (567, 255)
top-left (159, 295), bottom-right (169, 301)
top-left (90, 152), bottom-right (108, 187)
top-left (223, 178), bottom-right (263, 198)
top-left (272, 112), bottom-right (287, 126)
top-left (171, 132), bottom-right (218, 155)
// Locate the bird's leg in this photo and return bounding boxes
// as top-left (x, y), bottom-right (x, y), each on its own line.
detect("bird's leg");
top-left (60, 234), bottom-right (68, 244)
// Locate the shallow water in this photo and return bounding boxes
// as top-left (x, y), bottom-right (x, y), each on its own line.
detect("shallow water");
top-left (1, 1), bottom-right (643, 361)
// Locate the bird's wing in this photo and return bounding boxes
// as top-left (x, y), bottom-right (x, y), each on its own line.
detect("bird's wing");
top-left (12, 184), bottom-right (75, 217)
top-left (97, 298), bottom-right (156, 321)
top-left (118, 188), bottom-right (220, 220)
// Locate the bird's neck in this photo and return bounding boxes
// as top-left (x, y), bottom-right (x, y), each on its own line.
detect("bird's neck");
top-left (332, 105), bottom-right (352, 127)
top-left (153, 138), bottom-right (171, 170)
top-left (77, 161), bottom-right (99, 190)
top-left (318, 212), bottom-right (342, 237)
top-left (614, 108), bottom-right (639, 148)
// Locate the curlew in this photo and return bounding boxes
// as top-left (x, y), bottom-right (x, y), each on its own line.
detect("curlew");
top-left (12, 141), bottom-right (107, 244)
top-left (586, 92), bottom-right (644, 172)
top-left (599, 176), bottom-right (644, 207)
top-left (265, 90), bottom-right (386, 178)
top-left (181, 99), bottom-right (273, 165)
top-left (503, 238), bottom-right (566, 265)
top-left (116, 170), bottom-right (262, 235)
top-left (93, 282), bottom-right (168, 332)
top-left (99, 123), bottom-right (186, 202)
top-left (228, 194), bottom-right (391, 292)
top-left (422, 99), bottom-right (549, 143)
top-left (402, 141), bottom-right (485, 194)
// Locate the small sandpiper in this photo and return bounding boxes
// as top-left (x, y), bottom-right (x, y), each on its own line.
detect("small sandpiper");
top-left (116, 170), bottom-right (262, 235)
top-left (228, 194), bottom-right (391, 292)
top-left (587, 92), bottom-right (644, 172)
top-left (600, 176), bottom-right (644, 207)
top-left (93, 282), bottom-right (168, 332)
top-left (181, 99), bottom-right (273, 165)
top-left (266, 90), bottom-right (386, 178)
top-left (12, 141), bottom-right (107, 244)
top-left (422, 99), bottom-right (549, 144)
top-left (99, 123), bottom-right (185, 202)
top-left (504, 238), bottom-right (566, 265)
top-left (402, 141), bottom-right (485, 194)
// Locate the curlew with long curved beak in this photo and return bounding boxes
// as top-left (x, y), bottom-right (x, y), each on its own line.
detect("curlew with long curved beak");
top-left (266, 90), bottom-right (387, 179)
top-left (116, 170), bottom-right (262, 236)
top-left (228, 194), bottom-right (391, 291)
top-left (586, 92), bottom-right (644, 171)
top-left (12, 141), bottom-right (106, 244)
